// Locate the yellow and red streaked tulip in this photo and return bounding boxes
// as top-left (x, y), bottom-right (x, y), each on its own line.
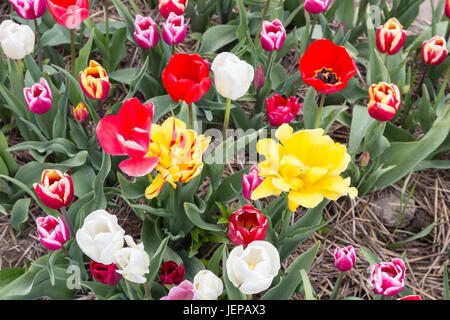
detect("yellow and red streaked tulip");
top-left (36, 215), bottom-right (69, 250)
top-left (421, 36), bottom-right (448, 66)
top-left (158, 0), bottom-right (188, 19)
top-left (376, 18), bottom-right (406, 55)
top-left (33, 169), bottom-right (74, 210)
top-left (72, 102), bottom-right (89, 123)
top-left (368, 82), bottom-right (401, 122)
top-left (79, 60), bottom-right (110, 101)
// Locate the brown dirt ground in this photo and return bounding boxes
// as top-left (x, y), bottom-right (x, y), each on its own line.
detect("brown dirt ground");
top-left (0, 0), bottom-right (449, 300)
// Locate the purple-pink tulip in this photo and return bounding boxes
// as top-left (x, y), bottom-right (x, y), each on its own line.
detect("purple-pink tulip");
top-left (333, 246), bottom-right (356, 272)
top-left (36, 215), bottom-right (69, 250)
top-left (370, 258), bottom-right (406, 296)
top-left (133, 14), bottom-right (159, 50)
top-left (243, 165), bottom-right (264, 201)
top-left (23, 77), bottom-right (53, 114)
top-left (253, 65), bottom-right (265, 90)
top-left (304, 0), bottom-right (331, 14)
top-left (8, 0), bottom-right (47, 19)
top-left (162, 12), bottom-right (187, 45)
top-left (266, 94), bottom-right (302, 127)
top-left (260, 19), bottom-right (286, 52)
top-left (160, 280), bottom-right (198, 300)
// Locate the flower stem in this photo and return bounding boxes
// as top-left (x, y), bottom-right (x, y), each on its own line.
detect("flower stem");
top-left (384, 53), bottom-right (389, 67)
top-left (15, 59), bottom-right (24, 87)
top-left (446, 21), bottom-right (450, 42)
top-left (329, 272), bottom-right (343, 300)
top-left (34, 18), bottom-right (43, 69)
top-left (223, 98), bottom-right (232, 144)
top-left (188, 103), bottom-right (193, 130)
top-left (61, 245), bottom-right (72, 259)
top-left (143, 282), bottom-right (152, 300)
top-left (43, 113), bottom-right (52, 138)
top-left (60, 206), bottom-right (75, 239)
top-left (70, 29), bottom-right (76, 74)
top-left (105, 0), bottom-right (110, 49)
top-left (314, 93), bottom-right (326, 129)
top-left (432, 63), bottom-right (450, 112)
top-left (415, 63), bottom-right (429, 98)
top-left (98, 100), bottom-right (104, 118)
top-left (254, 0), bottom-right (272, 47)
top-left (305, 13), bottom-right (318, 48)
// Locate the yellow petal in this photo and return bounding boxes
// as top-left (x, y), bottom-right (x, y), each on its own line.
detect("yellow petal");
top-left (145, 174), bottom-right (166, 199)
top-left (272, 177), bottom-right (292, 192)
top-left (309, 176), bottom-right (354, 200)
top-left (275, 124), bottom-right (293, 144)
top-left (288, 190), bottom-right (324, 209)
top-left (251, 177), bottom-right (282, 200)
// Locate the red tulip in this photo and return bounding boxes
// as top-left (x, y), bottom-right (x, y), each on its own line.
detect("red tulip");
top-left (368, 82), bottom-right (401, 122)
top-left (96, 97), bottom-right (159, 177)
top-left (421, 36), bottom-right (448, 66)
top-left (159, 0), bottom-right (188, 19)
top-left (376, 18), bottom-right (406, 56)
top-left (228, 205), bottom-right (268, 247)
top-left (299, 39), bottom-right (357, 94)
top-left (46, 0), bottom-right (89, 29)
top-left (33, 169), bottom-right (74, 210)
top-left (160, 261), bottom-right (185, 285)
top-left (90, 261), bottom-right (122, 286)
top-left (266, 94), bottom-right (302, 127)
top-left (162, 53), bottom-right (212, 104)
top-left (397, 295), bottom-right (422, 300)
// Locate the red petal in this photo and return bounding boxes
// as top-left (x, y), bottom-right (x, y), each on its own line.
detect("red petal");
top-left (96, 115), bottom-right (127, 156)
top-left (119, 157), bottom-right (159, 177)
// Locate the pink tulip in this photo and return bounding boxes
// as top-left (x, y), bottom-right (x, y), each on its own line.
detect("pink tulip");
top-left (23, 77), bottom-right (53, 114)
top-left (333, 246), bottom-right (356, 272)
top-left (397, 295), bottom-right (422, 300)
top-left (370, 258), bottom-right (406, 296)
top-left (162, 12), bottom-right (187, 45)
top-left (266, 94), bottom-right (302, 127)
top-left (260, 19), bottom-right (286, 52)
top-left (253, 65), bottom-right (265, 90)
top-left (36, 215), bottom-right (69, 250)
top-left (243, 165), bottom-right (264, 201)
top-left (133, 14), bottom-right (159, 50)
top-left (8, 0), bottom-right (47, 19)
top-left (160, 280), bottom-right (198, 300)
top-left (304, 0), bottom-right (331, 14)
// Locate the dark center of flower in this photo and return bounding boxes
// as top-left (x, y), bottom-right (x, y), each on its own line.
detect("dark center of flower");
top-left (314, 68), bottom-right (339, 84)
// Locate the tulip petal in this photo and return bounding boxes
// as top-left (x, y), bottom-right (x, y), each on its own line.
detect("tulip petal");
top-left (119, 157), bottom-right (159, 177)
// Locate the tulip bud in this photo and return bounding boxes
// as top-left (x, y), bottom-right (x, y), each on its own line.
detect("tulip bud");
top-left (228, 204), bottom-right (268, 247)
top-left (0, 20), bottom-right (34, 60)
top-left (159, 0), bottom-right (188, 19)
top-left (368, 82), bottom-right (401, 122)
top-left (160, 280), bottom-right (198, 300)
top-left (242, 165), bottom-right (264, 201)
top-left (333, 245), bottom-right (356, 272)
top-left (359, 152), bottom-right (370, 168)
top-left (376, 18), bottom-right (406, 55)
top-left (397, 295), bottom-right (422, 300)
top-left (260, 19), bottom-right (286, 52)
top-left (421, 36), bottom-right (448, 66)
top-left (304, 0), bottom-right (331, 14)
top-left (446, 0), bottom-right (450, 20)
top-left (33, 169), bottom-right (74, 210)
top-left (193, 270), bottom-right (223, 300)
top-left (160, 261), bottom-right (185, 285)
top-left (36, 215), bottom-right (69, 250)
top-left (8, 0), bottom-right (47, 20)
top-left (133, 14), bottom-right (160, 50)
top-left (253, 66), bottom-right (265, 90)
top-left (90, 261), bottom-right (122, 286)
top-left (266, 94), bottom-right (302, 127)
top-left (162, 12), bottom-right (187, 45)
top-left (211, 52), bottom-right (254, 101)
top-left (23, 77), bottom-right (53, 114)
top-left (72, 102), bottom-right (89, 123)
top-left (79, 60), bottom-right (111, 101)
top-left (370, 258), bottom-right (406, 296)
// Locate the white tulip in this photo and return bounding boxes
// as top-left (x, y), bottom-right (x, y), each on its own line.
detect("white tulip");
top-left (0, 20), bottom-right (35, 60)
top-left (211, 52), bottom-right (254, 101)
top-left (226, 241), bottom-right (280, 295)
top-left (113, 235), bottom-right (150, 284)
top-left (76, 210), bottom-right (125, 265)
top-left (193, 270), bottom-right (223, 300)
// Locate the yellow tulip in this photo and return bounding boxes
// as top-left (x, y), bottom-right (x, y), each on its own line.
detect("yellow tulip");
top-left (144, 117), bottom-right (211, 199)
top-left (251, 124), bottom-right (357, 211)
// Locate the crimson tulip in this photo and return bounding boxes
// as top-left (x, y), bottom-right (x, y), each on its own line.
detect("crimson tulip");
top-left (33, 169), bottom-right (74, 210)
top-left (90, 261), bottom-right (122, 286)
top-left (368, 82), bottom-right (401, 122)
top-left (421, 36), bottom-right (448, 66)
top-left (96, 97), bottom-right (159, 177)
top-left (266, 94), bottom-right (302, 127)
top-left (46, 0), bottom-right (89, 29)
top-left (159, 0), bottom-right (187, 19)
top-left (160, 261), bottom-right (185, 285)
top-left (162, 53), bottom-right (212, 104)
top-left (299, 39), bottom-right (357, 94)
top-left (228, 205), bottom-right (268, 247)
top-left (376, 18), bottom-right (406, 56)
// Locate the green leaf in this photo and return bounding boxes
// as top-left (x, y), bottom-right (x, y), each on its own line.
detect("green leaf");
top-left (348, 105), bottom-right (376, 155)
top-left (390, 218), bottom-right (442, 249)
top-left (302, 87), bottom-right (318, 129)
top-left (208, 244), bottom-right (225, 276)
top-left (147, 237), bottom-right (169, 286)
top-left (73, 32), bottom-right (95, 77)
top-left (261, 269), bottom-right (302, 300)
top-left (117, 172), bottom-right (148, 200)
top-left (184, 202), bottom-right (224, 232)
top-left (0, 268), bottom-right (25, 289)
top-left (299, 269), bottom-right (315, 300)
top-left (285, 241), bottom-right (320, 274)
top-left (199, 25), bottom-right (238, 53)
top-left (10, 198), bottom-right (31, 235)
top-left (360, 246), bottom-right (380, 265)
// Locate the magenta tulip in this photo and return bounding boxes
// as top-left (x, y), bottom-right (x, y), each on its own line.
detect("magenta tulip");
top-left (266, 94), bottom-right (302, 127)
top-left (242, 165), bottom-right (264, 201)
top-left (370, 258), bottom-right (406, 296)
top-left (333, 246), bottom-right (356, 272)
top-left (36, 215), bottom-right (69, 250)
top-left (162, 12), bottom-right (187, 45)
top-left (134, 14), bottom-right (159, 50)
top-left (23, 77), bottom-right (53, 114)
top-left (260, 19), bottom-right (286, 52)
top-left (304, 0), bottom-right (331, 14)
top-left (9, 0), bottom-right (47, 19)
